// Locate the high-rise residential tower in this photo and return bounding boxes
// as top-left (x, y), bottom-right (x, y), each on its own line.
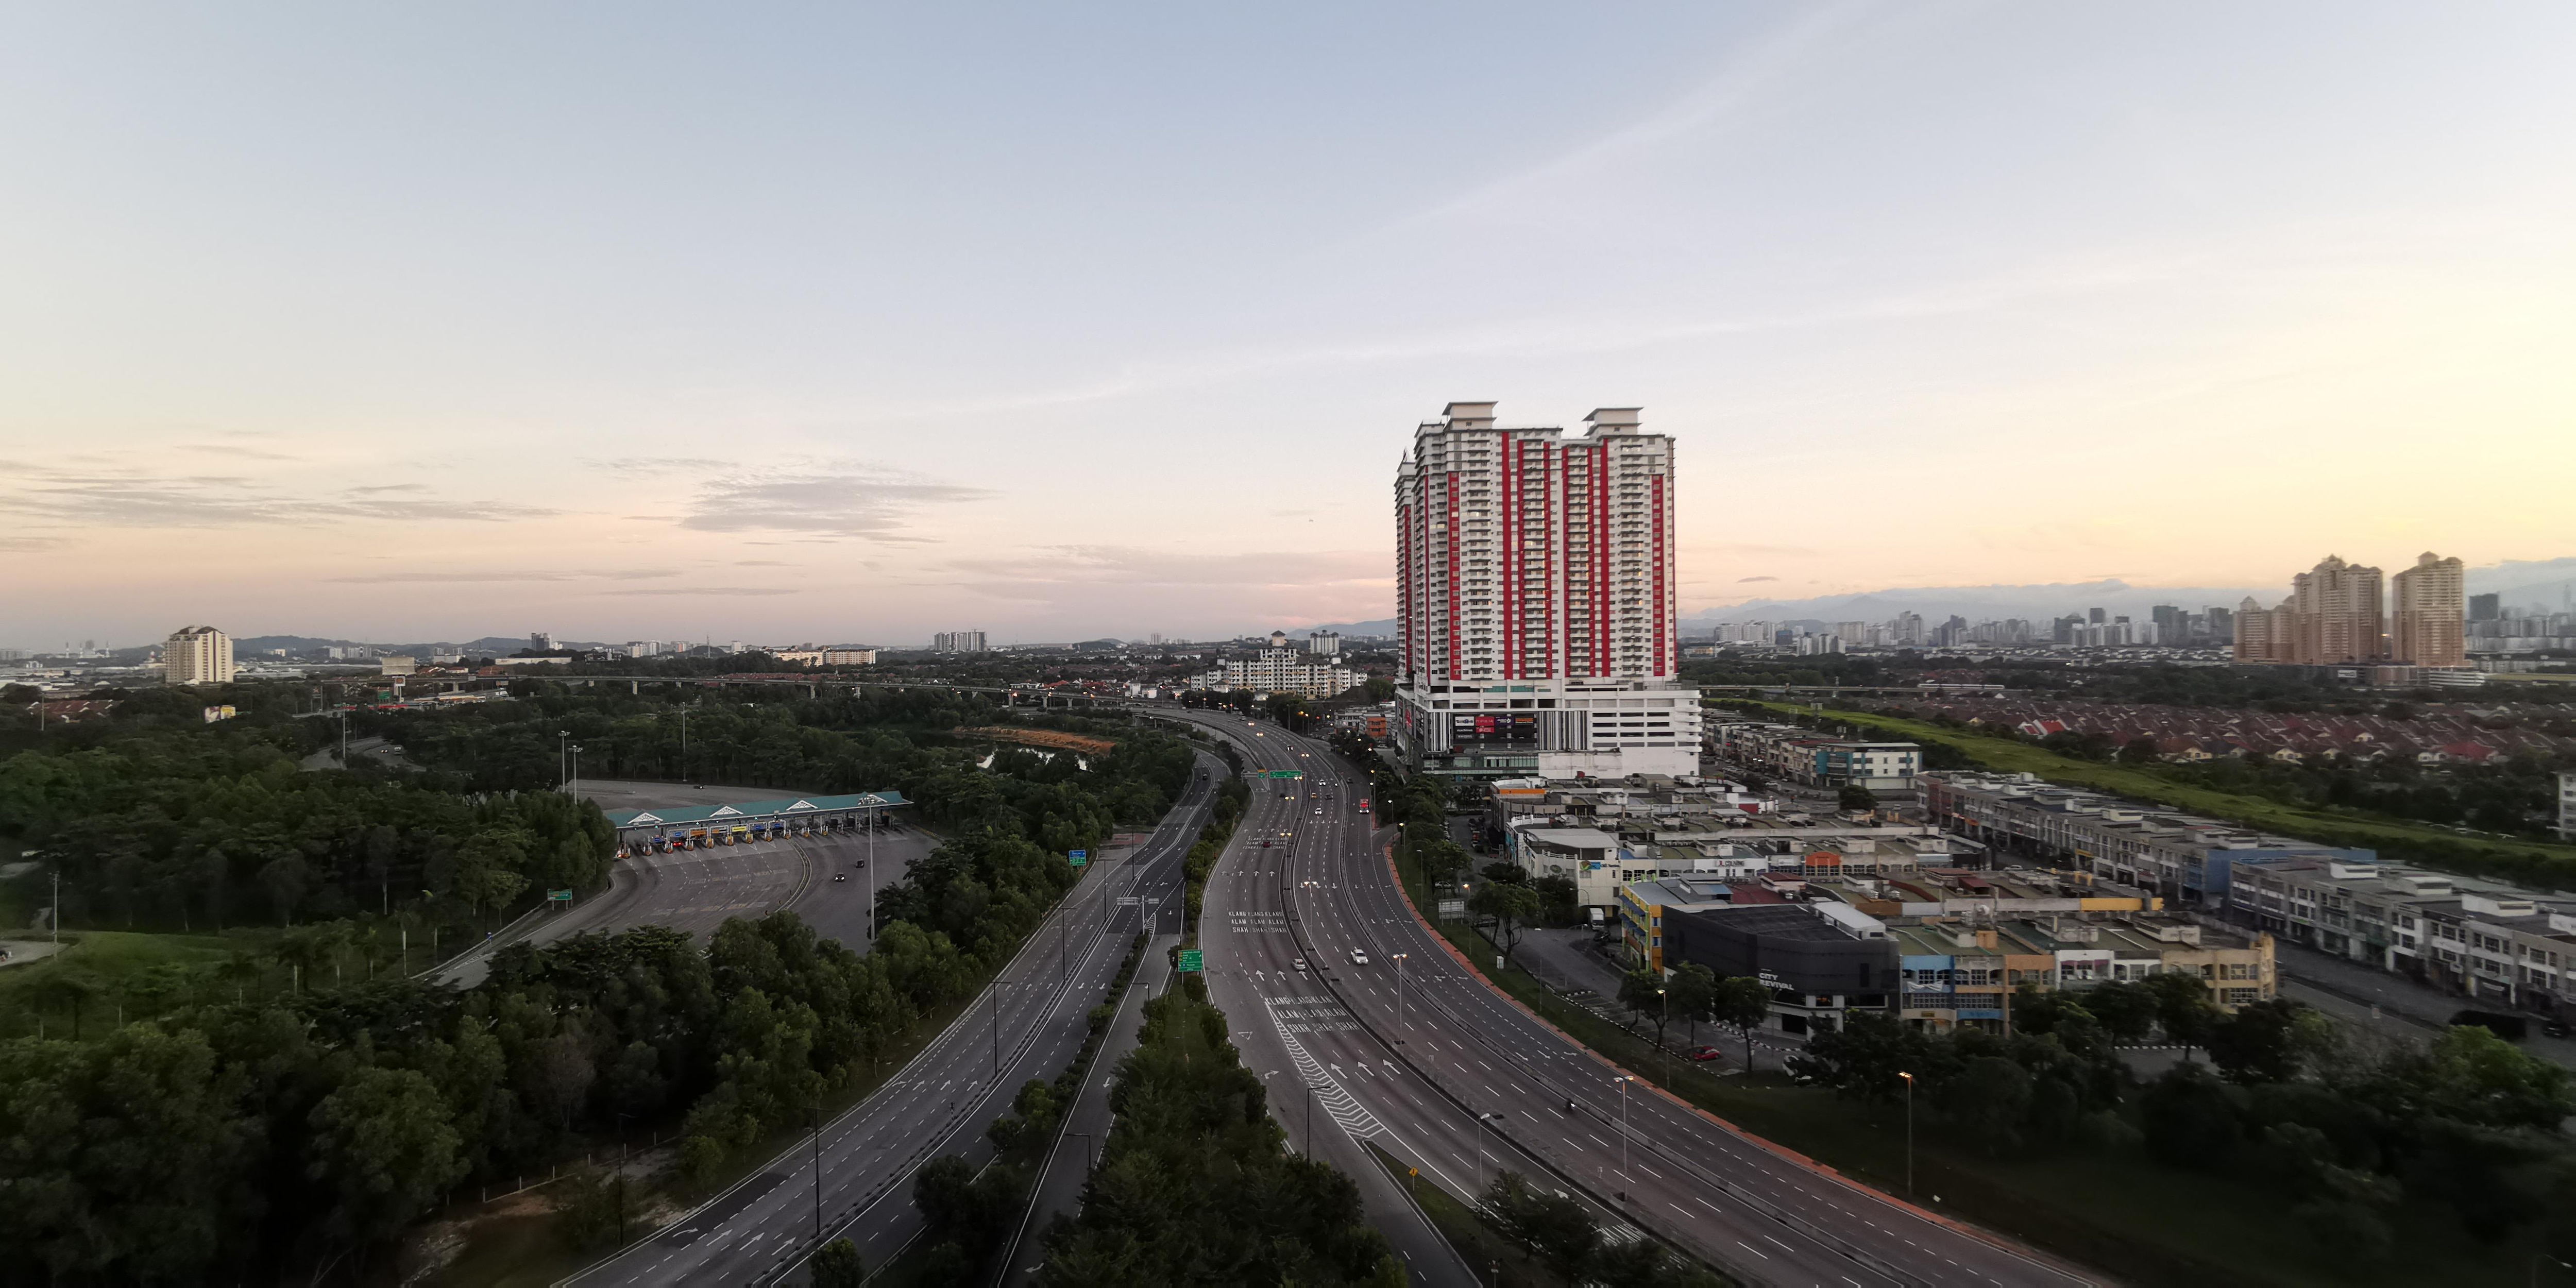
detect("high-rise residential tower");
top-left (1392, 402), bottom-right (1701, 777)
top-left (2388, 551), bottom-right (2466, 666)
top-left (163, 625), bottom-right (236, 686)
top-left (2289, 555), bottom-right (2385, 665)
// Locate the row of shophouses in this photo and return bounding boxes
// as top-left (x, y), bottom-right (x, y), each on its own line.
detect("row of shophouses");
top-left (1485, 773), bottom-right (2277, 1036)
top-left (1924, 771), bottom-right (2576, 1015)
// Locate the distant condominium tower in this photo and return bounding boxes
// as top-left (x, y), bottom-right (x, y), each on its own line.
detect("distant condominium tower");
top-left (1392, 401), bottom-right (1700, 777)
top-left (931, 631), bottom-right (988, 653)
top-left (2291, 555), bottom-right (2385, 664)
top-left (2388, 551), bottom-right (2465, 666)
top-left (2236, 554), bottom-right (2412, 666)
top-left (163, 625), bottom-right (236, 686)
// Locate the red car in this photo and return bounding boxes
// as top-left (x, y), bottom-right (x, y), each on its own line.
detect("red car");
top-left (1685, 1046), bottom-right (1724, 1063)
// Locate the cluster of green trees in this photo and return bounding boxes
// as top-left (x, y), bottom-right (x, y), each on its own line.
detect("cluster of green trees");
top-left (2, 706), bottom-right (612, 933)
top-left (1038, 977), bottom-right (1404, 1285)
top-left (383, 685), bottom-right (1196, 857)
top-left (1792, 985), bottom-right (2576, 1265)
top-left (1616, 961), bottom-right (1773, 1069)
top-left (2, 913), bottom-right (895, 1282)
top-left (2150, 747), bottom-right (2570, 838)
top-left (1476, 1171), bottom-right (1722, 1286)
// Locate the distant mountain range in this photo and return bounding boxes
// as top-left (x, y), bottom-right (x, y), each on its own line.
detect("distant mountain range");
top-left (236, 635), bottom-right (600, 656)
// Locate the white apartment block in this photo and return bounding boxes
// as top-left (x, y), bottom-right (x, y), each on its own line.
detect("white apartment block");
top-left (932, 631), bottom-right (988, 653)
top-left (1393, 402), bottom-right (1701, 778)
top-left (163, 625), bottom-right (235, 687)
top-left (1196, 649), bottom-right (1360, 700)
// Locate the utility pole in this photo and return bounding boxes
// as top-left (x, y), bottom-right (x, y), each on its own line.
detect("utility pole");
top-left (51, 869), bottom-right (60, 945)
top-left (812, 1098), bottom-right (823, 1239)
top-left (866, 804), bottom-right (876, 940)
top-left (558, 731), bottom-right (568, 792)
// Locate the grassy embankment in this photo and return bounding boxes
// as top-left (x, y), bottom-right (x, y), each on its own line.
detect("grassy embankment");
top-left (1388, 844), bottom-right (2552, 1288)
top-left (1727, 699), bottom-right (2576, 883)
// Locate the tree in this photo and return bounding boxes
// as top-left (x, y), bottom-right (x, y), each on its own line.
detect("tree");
top-left (307, 1066), bottom-right (469, 1252)
top-left (1837, 784), bottom-right (1878, 812)
top-left (1619, 969), bottom-right (1672, 1052)
top-left (2141, 1064), bottom-right (2242, 1171)
top-left (1664, 961), bottom-right (1717, 1047)
top-left (2142, 971), bottom-right (2222, 1056)
top-left (1482, 1171), bottom-right (1598, 1276)
top-left (1469, 882), bottom-right (1544, 969)
top-left (1712, 975), bottom-right (1774, 1072)
top-left (2207, 999), bottom-right (2338, 1084)
top-left (811, 1237), bottom-right (866, 1288)
top-left (2076, 980), bottom-right (2159, 1044)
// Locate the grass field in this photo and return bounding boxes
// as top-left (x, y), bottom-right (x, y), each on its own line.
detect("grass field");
top-left (1726, 699), bottom-right (2576, 877)
top-left (0, 929), bottom-right (266, 1037)
top-left (1389, 847), bottom-right (2552, 1288)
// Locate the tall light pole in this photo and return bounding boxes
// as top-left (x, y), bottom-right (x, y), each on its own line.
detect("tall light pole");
top-left (558, 730), bottom-right (569, 791)
top-left (1392, 953), bottom-right (1410, 1040)
top-left (1474, 1111), bottom-right (1501, 1193)
top-left (1899, 1071), bottom-right (1916, 1198)
top-left (866, 802), bottom-right (876, 940)
top-left (1658, 986), bottom-right (1671, 1086)
top-left (1614, 1076), bottom-right (1633, 1200)
top-left (570, 744), bottom-right (584, 803)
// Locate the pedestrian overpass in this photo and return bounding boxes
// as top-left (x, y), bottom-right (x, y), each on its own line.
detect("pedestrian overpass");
top-left (603, 790), bottom-right (908, 855)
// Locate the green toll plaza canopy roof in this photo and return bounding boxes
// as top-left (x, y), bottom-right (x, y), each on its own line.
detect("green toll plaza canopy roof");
top-left (603, 791), bottom-right (908, 831)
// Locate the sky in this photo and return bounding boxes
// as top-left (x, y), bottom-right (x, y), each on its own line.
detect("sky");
top-left (4, 3), bottom-right (2573, 649)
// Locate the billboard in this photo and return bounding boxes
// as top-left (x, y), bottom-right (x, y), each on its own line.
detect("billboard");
top-left (1448, 711), bottom-right (1536, 747)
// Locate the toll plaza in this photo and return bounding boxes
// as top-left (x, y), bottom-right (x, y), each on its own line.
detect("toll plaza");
top-left (603, 791), bottom-right (908, 855)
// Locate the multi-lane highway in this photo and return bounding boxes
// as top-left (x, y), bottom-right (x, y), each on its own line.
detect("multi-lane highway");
top-left (560, 756), bottom-right (1222, 1287)
top-left (1181, 711), bottom-right (2097, 1288)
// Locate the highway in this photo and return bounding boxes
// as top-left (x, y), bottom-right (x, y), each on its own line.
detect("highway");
top-left (560, 756), bottom-right (1222, 1288)
top-left (1180, 711), bottom-right (2097, 1288)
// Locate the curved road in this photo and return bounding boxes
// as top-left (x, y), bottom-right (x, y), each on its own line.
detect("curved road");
top-left (558, 758), bottom-right (1223, 1287)
top-left (1179, 710), bottom-right (2096, 1288)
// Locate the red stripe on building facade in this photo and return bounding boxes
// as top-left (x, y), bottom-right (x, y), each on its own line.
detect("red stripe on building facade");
top-left (1652, 474), bottom-right (1667, 676)
top-left (1494, 438), bottom-right (1504, 680)
top-left (1445, 472), bottom-right (1460, 682)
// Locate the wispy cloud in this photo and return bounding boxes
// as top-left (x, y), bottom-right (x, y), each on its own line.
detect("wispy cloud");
top-left (326, 569), bottom-right (674, 584)
top-left (591, 457), bottom-right (728, 477)
top-left (603, 586), bottom-right (798, 597)
top-left (0, 535), bottom-right (67, 553)
top-left (1738, 575), bottom-right (1778, 582)
top-left (1, 466), bottom-right (554, 528)
top-left (675, 463), bottom-right (993, 539)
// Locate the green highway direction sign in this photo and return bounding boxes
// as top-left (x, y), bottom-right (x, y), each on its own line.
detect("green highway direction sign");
top-left (1260, 770), bottom-right (1303, 778)
top-left (547, 889), bottom-right (574, 903)
top-left (1069, 849), bottom-right (1088, 867)
top-left (1176, 949), bottom-right (1204, 973)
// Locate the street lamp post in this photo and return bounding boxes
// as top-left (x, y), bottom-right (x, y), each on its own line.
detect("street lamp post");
top-left (558, 731), bottom-right (568, 791)
top-left (1392, 953), bottom-right (1410, 1040)
top-left (570, 744), bottom-right (583, 802)
top-left (1658, 986), bottom-right (1671, 1085)
top-left (1899, 1071), bottom-right (1916, 1198)
top-left (2534, 1253), bottom-right (2574, 1288)
top-left (1614, 1076), bottom-right (1633, 1200)
top-left (1475, 1111), bottom-right (1501, 1193)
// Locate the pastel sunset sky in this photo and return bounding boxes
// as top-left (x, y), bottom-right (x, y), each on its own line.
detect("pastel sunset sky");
top-left (5, 4), bottom-right (2572, 647)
